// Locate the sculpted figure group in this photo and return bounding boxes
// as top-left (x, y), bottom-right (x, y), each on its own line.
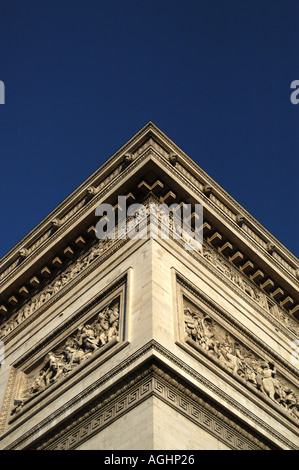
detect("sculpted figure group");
top-left (184, 305), bottom-right (299, 420)
top-left (11, 303), bottom-right (119, 415)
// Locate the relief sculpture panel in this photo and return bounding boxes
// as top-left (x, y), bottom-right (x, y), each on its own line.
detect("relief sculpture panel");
top-left (11, 298), bottom-right (120, 416)
top-left (183, 298), bottom-right (299, 421)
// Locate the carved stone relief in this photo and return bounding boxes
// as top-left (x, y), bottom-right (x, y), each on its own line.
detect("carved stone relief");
top-left (1, 193), bottom-right (297, 342)
top-left (200, 243), bottom-right (299, 337)
top-left (183, 298), bottom-right (299, 421)
top-left (11, 298), bottom-right (120, 416)
top-left (0, 238), bottom-right (114, 339)
top-left (269, 304), bottom-right (299, 337)
top-left (201, 244), bottom-right (268, 309)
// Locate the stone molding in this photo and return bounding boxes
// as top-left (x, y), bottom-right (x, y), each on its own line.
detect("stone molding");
top-left (18, 362), bottom-right (277, 450)
top-left (1, 341), bottom-right (297, 450)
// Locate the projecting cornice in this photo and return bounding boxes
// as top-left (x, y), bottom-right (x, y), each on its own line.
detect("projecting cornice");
top-left (0, 122), bottom-right (298, 321)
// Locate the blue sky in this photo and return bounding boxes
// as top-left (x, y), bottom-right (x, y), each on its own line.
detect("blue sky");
top-left (0, 0), bottom-right (298, 259)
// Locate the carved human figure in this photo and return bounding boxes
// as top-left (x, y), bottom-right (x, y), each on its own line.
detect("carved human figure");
top-left (60, 272), bottom-right (70, 286)
top-left (184, 308), bottom-right (197, 340)
top-left (215, 255), bottom-right (231, 278)
top-left (202, 246), bottom-right (215, 263)
top-left (41, 285), bottom-right (55, 304)
top-left (78, 325), bottom-right (99, 352)
top-left (107, 306), bottom-right (119, 341)
top-left (222, 345), bottom-right (243, 375)
top-left (260, 362), bottom-right (277, 401)
top-left (63, 344), bottom-right (85, 366)
top-left (86, 243), bottom-right (105, 264)
top-left (28, 370), bottom-right (47, 396)
top-left (94, 311), bottom-right (110, 345)
top-left (29, 298), bottom-right (38, 313)
top-left (200, 316), bottom-right (215, 352)
top-left (283, 388), bottom-right (298, 410)
top-left (23, 304), bottom-right (32, 319)
top-left (15, 309), bottom-right (26, 325)
top-left (43, 352), bottom-right (66, 386)
top-left (243, 364), bottom-right (258, 386)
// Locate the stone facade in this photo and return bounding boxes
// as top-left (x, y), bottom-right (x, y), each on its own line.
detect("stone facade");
top-left (0, 122), bottom-right (298, 450)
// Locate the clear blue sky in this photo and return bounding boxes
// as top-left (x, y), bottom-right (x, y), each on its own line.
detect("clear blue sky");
top-left (0, 0), bottom-right (298, 259)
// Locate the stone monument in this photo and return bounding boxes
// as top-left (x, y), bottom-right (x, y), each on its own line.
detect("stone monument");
top-left (0, 122), bottom-right (298, 450)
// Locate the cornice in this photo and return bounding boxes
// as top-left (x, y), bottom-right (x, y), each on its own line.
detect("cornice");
top-left (144, 146), bottom-right (298, 290)
top-left (0, 124), bottom-right (297, 323)
top-left (0, 122), bottom-right (297, 286)
top-left (0, 176), bottom-right (298, 342)
top-left (146, 124), bottom-right (299, 270)
top-left (0, 122), bottom-right (156, 280)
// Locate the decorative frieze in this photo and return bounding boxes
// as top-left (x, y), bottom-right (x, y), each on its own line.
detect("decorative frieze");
top-left (2, 214), bottom-right (297, 342)
top-left (202, 243), bottom-right (268, 309)
top-left (269, 304), bottom-right (299, 337)
top-left (0, 238), bottom-right (114, 339)
top-left (200, 242), bottom-right (299, 337)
